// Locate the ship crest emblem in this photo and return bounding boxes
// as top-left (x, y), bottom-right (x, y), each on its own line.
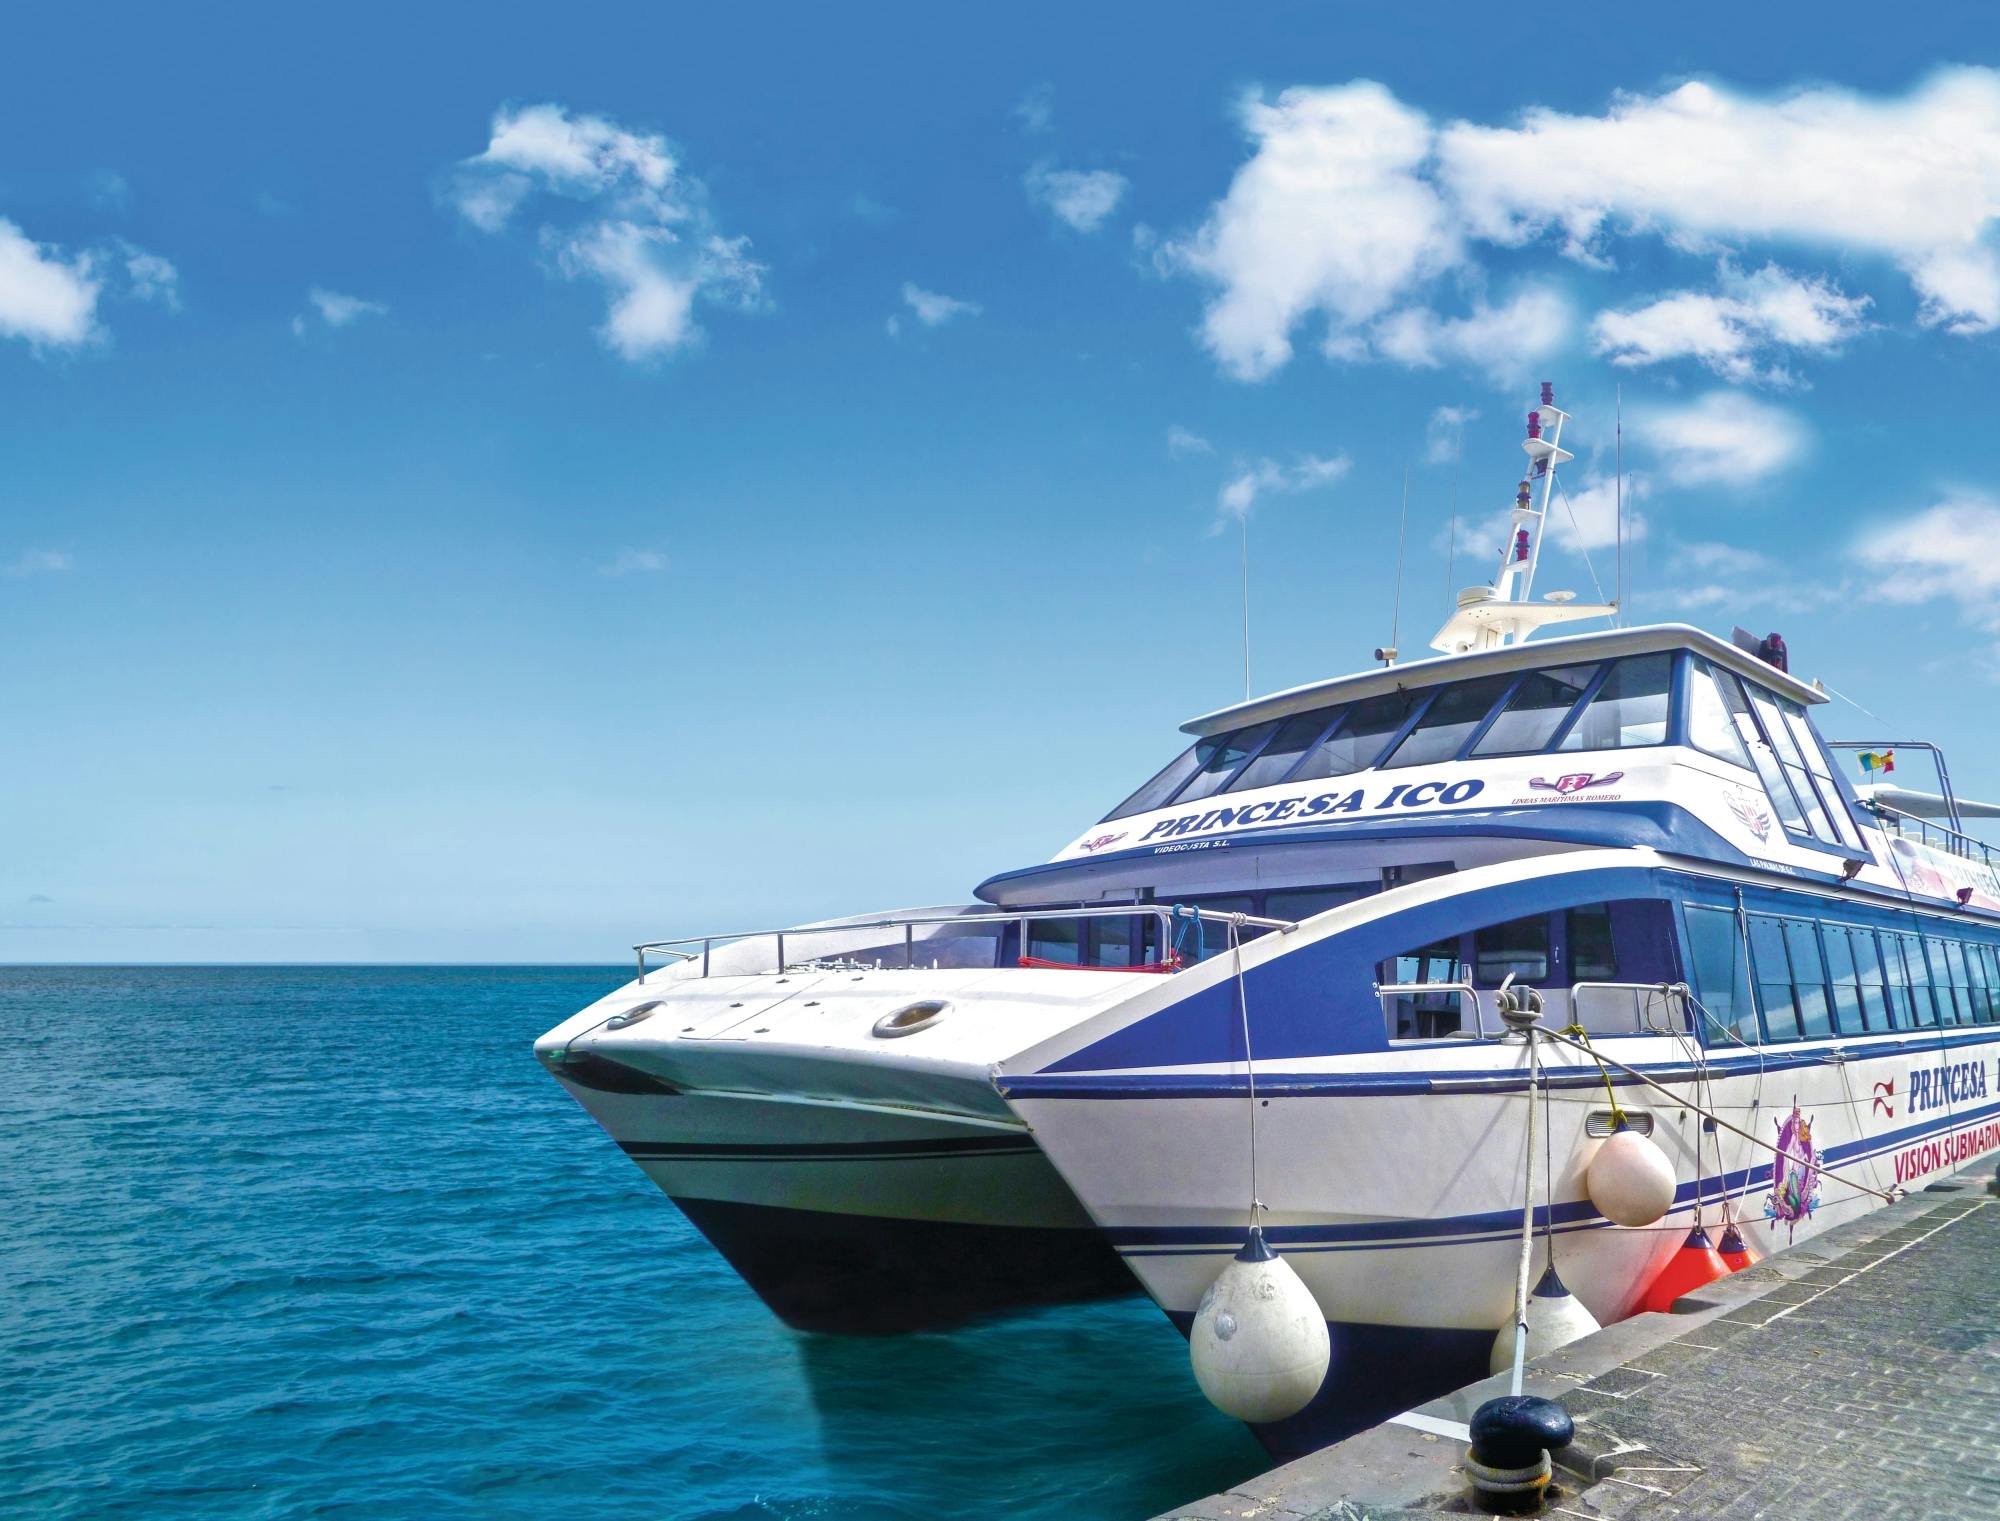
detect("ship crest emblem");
top-left (1726, 788), bottom-right (1773, 842)
top-left (1078, 832), bottom-right (1128, 854)
top-left (1528, 770), bottom-right (1624, 796)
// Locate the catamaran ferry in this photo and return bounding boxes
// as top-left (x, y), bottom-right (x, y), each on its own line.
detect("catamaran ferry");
top-left (537, 385), bottom-right (2000, 1447)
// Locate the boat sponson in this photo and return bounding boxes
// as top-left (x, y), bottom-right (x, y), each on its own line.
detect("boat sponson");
top-left (671, 1196), bottom-right (1137, 1334)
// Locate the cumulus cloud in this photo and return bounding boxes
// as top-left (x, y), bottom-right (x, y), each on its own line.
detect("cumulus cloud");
top-left (600, 547), bottom-right (669, 576)
top-left (1630, 391), bottom-right (1808, 486)
top-left (4, 548), bottom-right (73, 576)
top-left (900, 282), bottom-right (981, 327)
top-left (1160, 82), bottom-right (1458, 380)
top-left (293, 287), bottom-right (387, 335)
top-left (1217, 453), bottom-right (1350, 521)
top-left (120, 246), bottom-right (179, 310)
top-left (1015, 83), bottom-right (1055, 135)
top-left (1593, 263), bottom-right (1870, 382)
top-left (1167, 424), bottom-right (1213, 458)
top-left (1025, 163), bottom-right (1129, 233)
top-left (1370, 287), bottom-right (1571, 384)
top-left (1858, 493), bottom-right (2000, 630)
top-left (0, 220), bottom-right (102, 347)
top-left (448, 102), bottom-right (763, 361)
top-left (1424, 405), bottom-right (1477, 464)
top-left (1162, 70), bottom-right (2000, 382)
top-left (1438, 71), bottom-right (2000, 333)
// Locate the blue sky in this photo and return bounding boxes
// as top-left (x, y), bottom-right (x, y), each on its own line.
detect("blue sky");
top-left (8, 2), bottom-right (2000, 961)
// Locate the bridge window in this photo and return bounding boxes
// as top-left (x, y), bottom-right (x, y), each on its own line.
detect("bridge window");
top-left (1470, 664), bottom-right (1600, 757)
top-left (1290, 690), bottom-right (1422, 781)
top-left (1105, 736), bottom-right (1223, 821)
top-left (1173, 721), bottom-right (1281, 806)
top-left (1557, 654), bottom-right (1672, 751)
top-left (1384, 673), bottom-right (1517, 769)
top-left (1227, 708), bottom-right (1341, 792)
top-left (1686, 659), bottom-right (1752, 769)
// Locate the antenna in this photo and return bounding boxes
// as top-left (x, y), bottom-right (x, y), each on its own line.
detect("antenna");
top-left (1240, 512), bottom-right (1251, 700)
top-left (1386, 465), bottom-right (1409, 666)
top-left (1615, 384), bottom-right (1624, 627)
top-left (1445, 416), bottom-right (1463, 602)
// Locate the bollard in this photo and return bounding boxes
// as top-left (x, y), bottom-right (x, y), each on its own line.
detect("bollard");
top-left (1465, 1395), bottom-right (1573, 1514)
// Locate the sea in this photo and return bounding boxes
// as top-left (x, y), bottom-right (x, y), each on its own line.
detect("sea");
top-left (3, 966), bottom-right (1267, 1520)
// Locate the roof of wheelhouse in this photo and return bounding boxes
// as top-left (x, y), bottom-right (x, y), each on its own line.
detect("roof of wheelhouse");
top-left (1180, 622), bottom-right (1822, 738)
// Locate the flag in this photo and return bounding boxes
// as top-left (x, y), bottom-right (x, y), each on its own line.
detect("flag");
top-left (1858, 750), bottom-right (1895, 776)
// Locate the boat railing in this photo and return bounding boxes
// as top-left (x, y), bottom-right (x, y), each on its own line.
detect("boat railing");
top-left (1569, 980), bottom-right (1692, 1035)
top-left (1375, 981), bottom-right (1489, 1039)
top-left (1859, 798), bottom-right (2000, 873)
top-left (634, 905), bottom-right (1298, 982)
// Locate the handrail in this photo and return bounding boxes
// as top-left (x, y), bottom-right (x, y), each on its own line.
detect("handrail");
top-left (1569, 979), bottom-right (1691, 1034)
top-left (634, 905), bottom-right (1298, 982)
top-left (1375, 980), bottom-right (1488, 1040)
top-left (1860, 797), bottom-right (2000, 872)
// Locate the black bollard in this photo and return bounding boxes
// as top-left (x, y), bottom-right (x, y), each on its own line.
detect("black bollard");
top-left (1464, 1395), bottom-right (1574, 1514)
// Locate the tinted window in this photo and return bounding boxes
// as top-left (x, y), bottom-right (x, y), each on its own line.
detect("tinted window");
top-left (1750, 689), bottom-right (1836, 842)
top-left (1782, 706), bottom-right (1863, 849)
top-left (1472, 664), bottom-right (1599, 757)
top-left (1718, 669), bottom-right (1808, 834)
top-left (1823, 926), bottom-right (1865, 1035)
top-left (1850, 928), bottom-right (1889, 1030)
top-left (1684, 904), bottom-right (1757, 1045)
top-left (1086, 915), bottom-right (1159, 970)
top-left (1568, 903), bottom-right (1618, 982)
top-left (1475, 914), bottom-right (1550, 983)
top-left (1107, 738), bottom-right (1214, 820)
top-left (1786, 919), bottom-right (1833, 1038)
top-left (1384, 675), bottom-right (1517, 768)
top-left (1227, 708), bottom-right (1340, 793)
top-left (1557, 654), bottom-right (1672, 751)
top-left (1026, 918), bottom-right (1080, 964)
top-left (1748, 914), bottom-right (1798, 1040)
top-left (1291, 690), bottom-right (1423, 781)
top-left (1897, 933), bottom-right (1941, 1027)
top-left (1687, 660), bottom-right (1752, 769)
top-left (1266, 884), bottom-right (1373, 922)
top-left (1173, 721), bottom-right (1280, 806)
top-left (1880, 929), bottom-right (1915, 1029)
top-left (1172, 895), bottom-right (1254, 963)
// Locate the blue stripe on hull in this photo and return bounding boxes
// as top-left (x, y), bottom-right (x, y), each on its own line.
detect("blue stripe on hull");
top-left (1163, 1310), bottom-right (1491, 1460)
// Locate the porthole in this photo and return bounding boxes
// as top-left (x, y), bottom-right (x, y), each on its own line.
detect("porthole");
top-left (872, 1000), bottom-right (948, 1038)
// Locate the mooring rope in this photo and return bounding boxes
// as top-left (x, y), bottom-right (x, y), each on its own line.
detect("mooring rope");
top-left (1229, 914), bottom-right (1263, 1230)
top-left (1508, 1029), bottom-right (1542, 1397)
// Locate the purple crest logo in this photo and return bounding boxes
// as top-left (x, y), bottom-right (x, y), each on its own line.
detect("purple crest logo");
top-left (1528, 770), bottom-right (1624, 796)
top-left (1726, 788), bottom-right (1774, 842)
top-left (1077, 832), bottom-right (1128, 854)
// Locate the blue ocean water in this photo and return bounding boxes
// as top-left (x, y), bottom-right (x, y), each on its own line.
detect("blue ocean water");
top-left (3, 966), bottom-right (1265, 1520)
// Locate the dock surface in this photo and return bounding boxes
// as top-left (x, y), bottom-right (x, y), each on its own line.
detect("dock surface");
top-left (1158, 1177), bottom-right (2000, 1520)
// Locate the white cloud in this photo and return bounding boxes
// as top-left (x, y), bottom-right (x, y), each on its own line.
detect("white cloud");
top-left (1218, 453), bottom-right (1350, 520)
top-left (1630, 391), bottom-right (1808, 486)
top-left (120, 246), bottom-right (179, 311)
top-left (901, 282), bottom-right (981, 327)
top-left (1593, 262), bottom-right (1870, 382)
top-left (4, 548), bottom-right (73, 576)
top-left (1015, 83), bottom-right (1055, 135)
top-left (0, 219), bottom-right (101, 347)
top-left (449, 102), bottom-right (763, 361)
top-left (295, 287), bottom-right (388, 336)
top-left (600, 547), bottom-right (669, 576)
top-left (1424, 405), bottom-right (1477, 464)
top-left (1370, 286), bottom-right (1572, 384)
top-left (1676, 540), bottom-right (1774, 576)
top-left (1160, 82), bottom-right (1459, 380)
top-left (1167, 424), bottom-right (1213, 458)
top-left (1437, 71), bottom-right (2000, 333)
top-left (1858, 493), bottom-right (2000, 630)
top-left (1025, 164), bottom-right (1129, 233)
top-left (1549, 473), bottom-right (1648, 553)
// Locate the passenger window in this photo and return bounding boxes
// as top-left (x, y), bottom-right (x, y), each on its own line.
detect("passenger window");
top-left (1173, 721), bottom-right (1280, 806)
top-left (1382, 938), bottom-right (1469, 1039)
top-left (1823, 926), bottom-right (1865, 1035)
top-left (1291, 690), bottom-right (1422, 781)
top-left (1786, 919), bottom-right (1833, 1038)
top-left (1568, 904), bottom-right (1618, 982)
top-left (1849, 928), bottom-right (1889, 1030)
top-left (1172, 896), bottom-right (1254, 962)
top-left (1474, 914), bottom-right (1550, 983)
top-left (1086, 915), bottom-right (1158, 969)
top-left (1687, 660), bottom-right (1752, 769)
top-left (1900, 934), bottom-right (1941, 1027)
top-left (1026, 919), bottom-right (1080, 965)
top-left (1683, 904), bottom-right (1757, 1045)
top-left (1748, 914), bottom-right (1799, 1040)
top-left (1265, 884), bottom-right (1372, 922)
top-left (1557, 654), bottom-right (1672, 751)
top-left (1880, 930), bottom-right (1917, 1029)
top-left (1227, 708), bottom-right (1340, 793)
top-left (1942, 939), bottom-right (1973, 1025)
top-left (1383, 674), bottom-right (1517, 768)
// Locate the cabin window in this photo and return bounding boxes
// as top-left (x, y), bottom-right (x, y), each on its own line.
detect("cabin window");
top-left (1383, 938), bottom-right (1469, 1039)
top-left (1227, 708), bottom-right (1341, 793)
top-left (1892, 932), bottom-right (1941, 1027)
top-left (1939, 938), bottom-right (1974, 1025)
top-left (1822, 925), bottom-right (1867, 1034)
top-left (1568, 904), bottom-right (1619, 982)
top-left (1290, 690), bottom-right (1422, 781)
top-left (1683, 904), bottom-right (1758, 1046)
top-left (1473, 914), bottom-right (1550, 983)
top-left (1747, 913), bottom-right (1799, 1041)
top-left (1470, 664), bottom-right (1600, 757)
top-left (1173, 721), bottom-right (1280, 806)
top-left (1849, 927), bottom-right (1891, 1030)
top-left (1686, 660), bottom-right (1752, 770)
top-left (1556, 654), bottom-right (1672, 751)
top-left (1026, 918), bottom-right (1081, 965)
top-left (1383, 673), bottom-right (1517, 768)
top-left (1786, 919), bottom-right (1835, 1038)
top-left (1086, 915), bottom-right (1160, 970)
top-left (1266, 884), bottom-right (1373, 921)
top-left (1963, 941), bottom-right (1994, 1024)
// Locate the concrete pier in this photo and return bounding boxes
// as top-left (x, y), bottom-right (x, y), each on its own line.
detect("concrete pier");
top-left (1157, 1175), bottom-right (2000, 1520)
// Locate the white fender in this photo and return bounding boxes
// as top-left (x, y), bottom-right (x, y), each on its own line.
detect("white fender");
top-left (1189, 1228), bottom-right (1331, 1425)
top-left (1586, 1126), bottom-right (1676, 1227)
